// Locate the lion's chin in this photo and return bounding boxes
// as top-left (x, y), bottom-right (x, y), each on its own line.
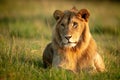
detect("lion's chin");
top-left (63, 42), bottom-right (77, 47)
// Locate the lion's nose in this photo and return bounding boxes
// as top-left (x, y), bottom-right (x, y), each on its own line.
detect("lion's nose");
top-left (65, 35), bottom-right (72, 40)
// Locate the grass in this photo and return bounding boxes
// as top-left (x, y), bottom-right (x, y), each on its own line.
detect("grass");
top-left (0, 0), bottom-right (120, 80)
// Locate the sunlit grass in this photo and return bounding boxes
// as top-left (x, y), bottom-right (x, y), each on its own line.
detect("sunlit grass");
top-left (0, 0), bottom-right (120, 80)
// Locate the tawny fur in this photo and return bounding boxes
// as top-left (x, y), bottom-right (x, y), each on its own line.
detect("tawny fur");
top-left (43, 7), bottom-right (105, 73)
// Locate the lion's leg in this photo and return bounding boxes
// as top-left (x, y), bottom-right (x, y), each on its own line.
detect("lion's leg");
top-left (94, 53), bottom-right (105, 72)
top-left (42, 43), bottom-right (53, 68)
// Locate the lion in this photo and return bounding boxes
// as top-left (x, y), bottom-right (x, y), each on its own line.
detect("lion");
top-left (42, 7), bottom-right (105, 73)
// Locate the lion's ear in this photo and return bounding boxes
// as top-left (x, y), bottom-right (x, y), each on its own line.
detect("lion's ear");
top-left (53, 10), bottom-right (63, 21)
top-left (78, 9), bottom-right (90, 22)
top-left (71, 6), bottom-right (78, 11)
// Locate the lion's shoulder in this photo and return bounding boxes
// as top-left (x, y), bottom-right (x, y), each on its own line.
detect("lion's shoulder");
top-left (43, 43), bottom-right (53, 68)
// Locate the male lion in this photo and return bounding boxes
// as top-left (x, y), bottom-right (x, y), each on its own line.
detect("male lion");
top-left (43, 7), bottom-right (105, 73)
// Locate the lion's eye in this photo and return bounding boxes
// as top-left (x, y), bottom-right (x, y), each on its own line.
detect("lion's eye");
top-left (72, 22), bottom-right (78, 28)
top-left (61, 23), bottom-right (65, 29)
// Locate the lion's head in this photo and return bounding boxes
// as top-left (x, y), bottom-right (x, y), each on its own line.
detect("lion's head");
top-left (53, 7), bottom-right (90, 48)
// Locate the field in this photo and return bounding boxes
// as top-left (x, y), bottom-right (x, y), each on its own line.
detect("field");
top-left (0, 0), bottom-right (120, 80)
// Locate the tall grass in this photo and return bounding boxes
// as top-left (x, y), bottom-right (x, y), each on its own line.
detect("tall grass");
top-left (0, 0), bottom-right (120, 80)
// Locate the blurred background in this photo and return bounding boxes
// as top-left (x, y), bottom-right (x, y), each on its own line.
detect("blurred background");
top-left (0, 0), bottom-right (120, 80)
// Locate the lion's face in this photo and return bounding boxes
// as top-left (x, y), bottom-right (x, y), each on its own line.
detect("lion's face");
top-left (54, 8), bottom-right (90, 47)
top-left (58, 14), bottom-right (84, 47)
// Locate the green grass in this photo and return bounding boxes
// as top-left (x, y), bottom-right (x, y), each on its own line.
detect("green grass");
top-left (0, 0), bottom-right (120, 80)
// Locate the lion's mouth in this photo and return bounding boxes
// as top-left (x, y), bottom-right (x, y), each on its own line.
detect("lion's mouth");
top-left (61, 37), bottom-right (79, 47)
top-left (68, 41), bottom-right (77, 44)
top-left (63, 41), bottom-right (77, 47)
